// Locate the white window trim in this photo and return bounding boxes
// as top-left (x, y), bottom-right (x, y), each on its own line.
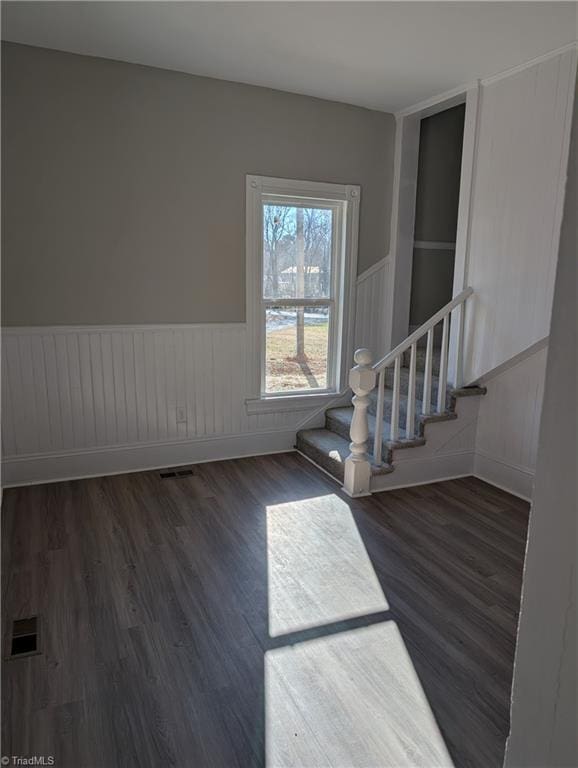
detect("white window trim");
top-left (245, 174), bottom-right (360, 413)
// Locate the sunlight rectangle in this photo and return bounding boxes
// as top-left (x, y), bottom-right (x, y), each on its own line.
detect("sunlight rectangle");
top-left (266, 494), bottom-right (389, 637)
top-left (265, 620), bottom-right (454, 767)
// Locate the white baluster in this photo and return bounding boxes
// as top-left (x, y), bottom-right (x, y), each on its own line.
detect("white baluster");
top-left (405, 343), bottom-right (417, 438)
top-left (454, 302), bottom-right (465, 388)
top-left (390, 356), bottom-right (401, 442)
top-left (343, 348), bottom-right (376, 497)
top-left (373, 370), bottom-right (385, 465)
top-left (437, 314), bottom-right (449, 413)
top-left (422, 328), bottom-right (434, 415)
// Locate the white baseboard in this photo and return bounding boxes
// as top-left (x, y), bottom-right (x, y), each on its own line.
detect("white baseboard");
top-left (371, 449), bottom-right (533, 501)
top-left (473, 451), bottom-right (534, 502)
top-left (3, 431), bottom-right (536, 507)
top-left (371, 450), bottom-right (474, 493)
top-left (2, 430), bottom-right (297, 487)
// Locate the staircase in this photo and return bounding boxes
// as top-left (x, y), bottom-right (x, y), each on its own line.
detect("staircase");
top-left (296, 287), bottom-right (486, 496)
top-left (297, 351), bottom-right (485, 483)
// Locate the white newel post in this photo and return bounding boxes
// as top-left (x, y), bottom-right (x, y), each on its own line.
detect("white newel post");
top-left (343, 348), bottom-right (376, 498)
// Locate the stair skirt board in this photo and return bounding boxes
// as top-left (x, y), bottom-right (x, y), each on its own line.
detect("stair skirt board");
top-left (370, 451), bottom-right (475, 492)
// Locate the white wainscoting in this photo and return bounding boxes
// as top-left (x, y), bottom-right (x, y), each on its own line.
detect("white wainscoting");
top-left (474, 342), bottom-right (548, 500)
top-left (1, 324), bottom-right (324, 485)
top-left (354, 256), bottom-right (390, 362)
top-left (2, 263), bottom-right (390, 485)
top-left (463, 47), bottom-right (576, 383)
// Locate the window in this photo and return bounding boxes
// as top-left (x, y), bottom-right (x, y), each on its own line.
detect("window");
top-left (246, 176), bottom-right (359, 410)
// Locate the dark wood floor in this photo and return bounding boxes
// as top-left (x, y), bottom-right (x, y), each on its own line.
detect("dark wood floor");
top-left (2, 453), bottom-right (529, 768)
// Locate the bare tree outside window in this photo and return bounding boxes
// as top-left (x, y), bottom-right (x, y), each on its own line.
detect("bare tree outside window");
top-left (263, 205), bottom-right (294, 297)
top-left (263, 203), bottom-right (333, 391)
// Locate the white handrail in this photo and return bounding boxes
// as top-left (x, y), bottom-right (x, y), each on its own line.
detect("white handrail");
top-left (372, 287), bottom-right (473, 373)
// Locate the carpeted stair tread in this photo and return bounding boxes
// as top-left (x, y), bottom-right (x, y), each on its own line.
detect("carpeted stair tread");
top-left (296, 428), bottom-right (350, 481)
top-left (326, 407), bottom-right (425, 459)
top-left (296, 428), bottom-right (393, 481)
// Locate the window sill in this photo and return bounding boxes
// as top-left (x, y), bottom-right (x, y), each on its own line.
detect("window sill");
top-left (245, 390), bottom-right (347, 415)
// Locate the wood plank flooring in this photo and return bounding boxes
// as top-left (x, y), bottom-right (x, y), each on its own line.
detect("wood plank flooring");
top-left (1, 453), bottom-right (529, 767)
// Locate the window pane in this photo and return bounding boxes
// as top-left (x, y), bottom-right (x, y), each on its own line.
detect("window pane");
top-left (263, 205), bottom-right (333, 300)
top-left (265, 306), bottom-right (330, 393)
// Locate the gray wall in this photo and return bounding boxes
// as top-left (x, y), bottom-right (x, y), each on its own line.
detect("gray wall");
top-left (409, 104), bottom-right (464, 327)
top-left (504, 81), bottom-right (577, 767)
top-left (1, 43), bottom-right (395, 326)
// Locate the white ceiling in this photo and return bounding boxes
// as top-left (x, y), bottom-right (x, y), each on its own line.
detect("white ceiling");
top-left (2, 2), bottom-right (576, 112)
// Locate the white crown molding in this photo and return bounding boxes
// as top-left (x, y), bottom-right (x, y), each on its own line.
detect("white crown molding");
top-left (395, 42), bottom-right (577, 119)
top-left (395, 81), bottom-right (476, 119)
top-left (481, 42), bottom-right (577, 86)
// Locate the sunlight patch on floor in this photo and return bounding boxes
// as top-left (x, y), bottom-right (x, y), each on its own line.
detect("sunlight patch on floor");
top-left (265, 620), bottom-right (454, 767)
top-left (266, 494), bottom-right (389, 637)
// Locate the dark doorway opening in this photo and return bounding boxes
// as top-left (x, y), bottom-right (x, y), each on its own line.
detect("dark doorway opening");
top-left (409, 104), bottom-right (466, 337)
